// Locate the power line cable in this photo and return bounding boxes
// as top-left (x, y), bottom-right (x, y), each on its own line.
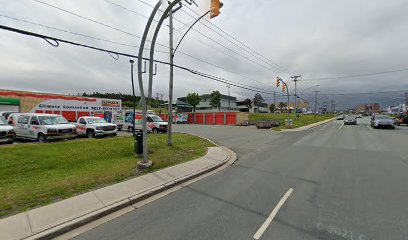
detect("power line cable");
top-left (0, 24), bottom-right (273, 95)
top-left (0, 14), bottom-right (272, 90)
top-left (32, 0), bottom-right (278, 85)
top-left (303, 68), bottom-right (408, 81)
top-left (180, 6), bottom-right (293, 75)
top-left (131, 0), bottom-right (281, 74)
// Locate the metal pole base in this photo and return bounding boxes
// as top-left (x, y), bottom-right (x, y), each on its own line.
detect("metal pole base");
top-left (137, 160), bottom-right (153, 169)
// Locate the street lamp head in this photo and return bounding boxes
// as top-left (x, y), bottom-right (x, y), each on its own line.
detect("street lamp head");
top-left (129, 59), bottom-right (134, 64)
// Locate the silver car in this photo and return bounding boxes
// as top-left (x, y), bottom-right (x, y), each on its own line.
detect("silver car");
top-left (371, 115), bottom-right (395, 129)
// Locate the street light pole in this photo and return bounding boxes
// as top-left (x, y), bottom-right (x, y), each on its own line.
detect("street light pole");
top-left (136, 0), bottom-right (163, 168)
top-left (314, 90), bottom-right (319, 118)
top-left (227, 83), bottom-right (231, 111)
top-left (291, 75), bottom-right (301, 118)
top-left (168, 5), bottom-right (174, 147)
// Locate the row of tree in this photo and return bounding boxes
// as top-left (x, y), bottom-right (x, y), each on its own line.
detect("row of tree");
top-left (81, 91), bottom-right (290, 113)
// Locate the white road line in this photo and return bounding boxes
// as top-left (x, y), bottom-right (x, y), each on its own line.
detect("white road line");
top-left (338, 123), bottom-right (344, 130)
top-left (253, 188), bottom-right (294, 240)
top-left (366, 125), bottom-right (371, 129)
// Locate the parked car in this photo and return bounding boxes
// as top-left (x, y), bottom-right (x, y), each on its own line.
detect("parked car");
top-left (124, 113), bottom-right (168, 134)
top-left (0, 116), bottom-right (15, 144)
top-left (0, 111), bottom-right (18, 120)
top-left (10, 113), bottom-right (77, 142)
top-left (394, 115), bottom-right (408, 126)
top-left (371, 115), bottom-right (395, 129)
top-left (75, 116), bottom-right (117, 138)
top-left (344, 116), bottom-right (357, 125)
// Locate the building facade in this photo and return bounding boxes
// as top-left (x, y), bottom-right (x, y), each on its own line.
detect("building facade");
top-left (177, 94), bottom-right (238, 113)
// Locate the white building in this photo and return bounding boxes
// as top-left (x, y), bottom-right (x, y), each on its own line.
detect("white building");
top-left (195, 94), bottom-right (238, 112)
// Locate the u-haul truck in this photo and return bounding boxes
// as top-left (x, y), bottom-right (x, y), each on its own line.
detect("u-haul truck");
top-left (124, 111), bottom-right (168, 134)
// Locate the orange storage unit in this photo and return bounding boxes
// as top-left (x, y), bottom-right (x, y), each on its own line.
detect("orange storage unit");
top-left (44, 110), bottom-right (53, 114)
top-left (196, 113), bottom-right (204, 124)
top-left (205, 113), bottom-right (214, 125)
top-left (62, 111), bottom-right (76, 122)
top-left (77, 112), bottom-right (90, 118)
top-left (226, 112), bottom-right (236, 125)
top-left (188, 113), bottom-right (194, 124)
top-left (215, 113), bottom-right (224, 125)
top-left (35, 110), bottom-right (43, 113)
top-left (53, 110), bottom-right (61, 115)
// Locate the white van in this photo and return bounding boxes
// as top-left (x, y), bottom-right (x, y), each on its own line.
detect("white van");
top-left (0, 116), bottom-right (15, 144)
top-left (11, 113), bottom-right (77, 142)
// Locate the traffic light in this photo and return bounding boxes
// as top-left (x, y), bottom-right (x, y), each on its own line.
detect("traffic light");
top-left (282, 84), bottom-right (286, 93)
top-left (210, 0), bottom-right (222, 19)
top-left (276, 78), bottom-right (280, 88)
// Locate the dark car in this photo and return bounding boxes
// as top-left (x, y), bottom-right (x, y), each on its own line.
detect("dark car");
top-left (344, 116), bottom-right (357, 125)
top-left (394, 115), bottom-right (408, 126)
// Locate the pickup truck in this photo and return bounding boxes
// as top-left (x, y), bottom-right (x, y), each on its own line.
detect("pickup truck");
top-left (124, 113), bottom-right (168, 134)
top-left (76, 116), bottom-right (117, 138)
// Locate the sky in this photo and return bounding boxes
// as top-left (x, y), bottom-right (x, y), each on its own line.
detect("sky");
top-left (0, 0), bottom-right (407, 110)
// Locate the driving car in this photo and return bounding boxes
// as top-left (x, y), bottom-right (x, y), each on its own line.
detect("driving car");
top-left (394, 114), bottom-right (408, 126)
top-left (344, 116), bottom-right (357, 125)
top-left (371, 115), bottom-right (395, 129)
top-left (336, 115), bottom-right (345, 120)
top-left (10, 113), bottom-right (77, 142)
top-left (0, 116), bottom-right (15, 144)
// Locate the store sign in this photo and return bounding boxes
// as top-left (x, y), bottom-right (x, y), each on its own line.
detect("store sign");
top-left (33, 98), bottom-right (122, 112)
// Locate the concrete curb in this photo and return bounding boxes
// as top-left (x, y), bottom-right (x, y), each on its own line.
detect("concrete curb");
top-left (1, 146), bottom-right (236, 240)
top-left (280, 117), bottom-right (336, 132)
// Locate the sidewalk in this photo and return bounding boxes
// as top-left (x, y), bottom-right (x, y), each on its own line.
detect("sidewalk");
top-left (0, 146), bottom-right (236, 240)
top-left (280, 117), bottom-right (336, 132)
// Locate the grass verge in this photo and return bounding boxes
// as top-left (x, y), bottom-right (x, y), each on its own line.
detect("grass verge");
top-left (249, 113), bottom-right (335, 130)
top-left (0, 133), bottom-right (214, 218)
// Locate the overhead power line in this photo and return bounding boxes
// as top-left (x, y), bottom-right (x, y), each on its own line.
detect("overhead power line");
top-left (0, 24), bottom-right (273, 95)
top-left (303, 68), bottom-right (408, 81)
top-left (30, 0), bottom-right (277, 86)
top-left (130, 0), bottom-right (283, 75)
top-left (180, 5), bottom-right (293, 75)
top-left (0, 14), bottom-right (271, 89)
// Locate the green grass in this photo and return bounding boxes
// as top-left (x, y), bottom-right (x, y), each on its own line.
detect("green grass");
top-left (0, 134), bottom-right (214, 218)
top-left (249, 113), bottom-right (335, 130)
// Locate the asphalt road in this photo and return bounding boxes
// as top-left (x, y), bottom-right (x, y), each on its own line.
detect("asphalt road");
top-left (71, 117), bottom-right (408, 240)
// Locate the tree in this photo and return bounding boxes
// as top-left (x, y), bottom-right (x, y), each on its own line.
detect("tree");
top-left (210, 90), bottom-right (221, 112)
top-left (186, 92), bottom-right (201, 112)
top-left (253, 93), bottom-right (265, 113)
top-left (278, 102), bottom-right (287, 112)
top-left (242, 98), bottom-right (252, 113)
top-left (269, 103), bottom-right (275, 113)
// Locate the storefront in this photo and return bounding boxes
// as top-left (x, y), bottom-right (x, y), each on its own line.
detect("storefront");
top-left (0, 89), bottom-right (122, 122)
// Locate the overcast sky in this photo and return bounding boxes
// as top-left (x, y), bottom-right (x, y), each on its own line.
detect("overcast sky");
top-left (1, 0), bottom-right (407, 109)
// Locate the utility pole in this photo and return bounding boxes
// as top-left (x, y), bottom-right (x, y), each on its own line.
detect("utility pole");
top-left (291, 75), bottom-right (301, 118)
top-left (314, 90), bottom-right (319, 118)
top-left (405, 92), bottom-right (408, 113)
top-left (159, 94), bottom-right (163, 115)
top-left (227, 84), bottom-right (231, 111)
top-left (168, 4), bottom-right (174, 147)
top-left (273, 91), bottom-right (276, 114)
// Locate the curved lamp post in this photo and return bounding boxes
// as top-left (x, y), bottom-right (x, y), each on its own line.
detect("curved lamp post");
top-left (138, 0), bottom-right (222, 166)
